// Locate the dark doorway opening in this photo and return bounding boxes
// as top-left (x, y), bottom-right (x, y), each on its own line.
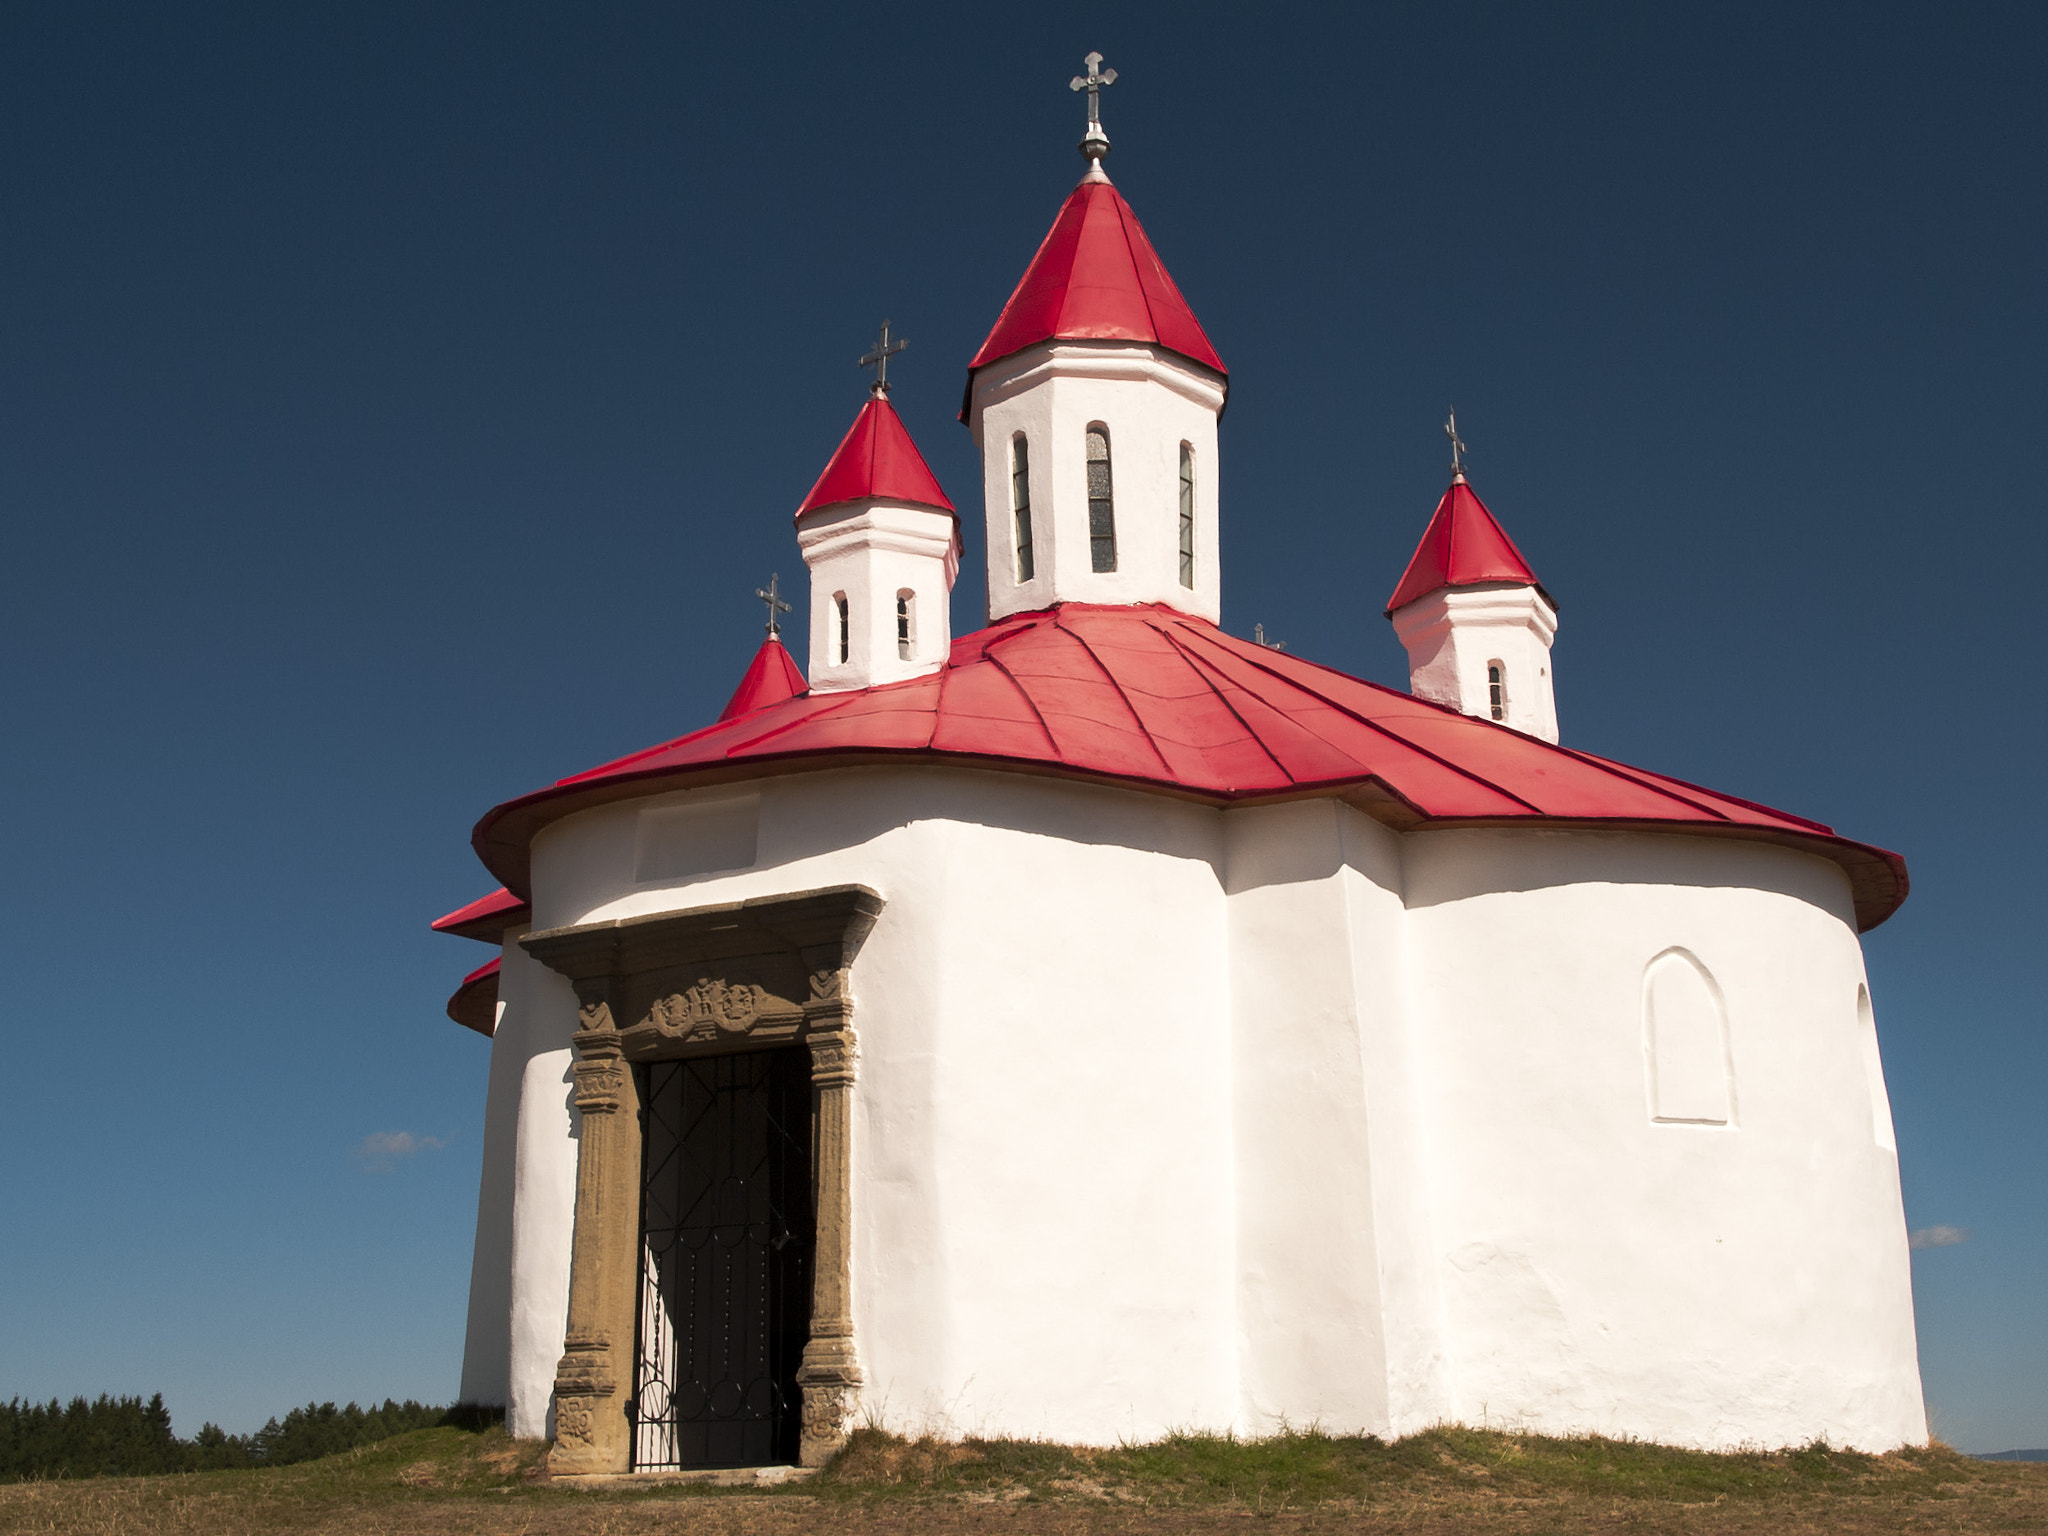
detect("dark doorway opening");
top-left (632, 1049), bottom-right (814, 1469)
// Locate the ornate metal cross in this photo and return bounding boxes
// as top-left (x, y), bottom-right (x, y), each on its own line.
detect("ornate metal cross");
top-left (859, 320), bottom-right (907, 397)
top-left (1445, 408), bottom-right (1468, 479)
top-left (1070, 51), bottom-right (1118, 132)
top-left (755, 572), bottom-right (792, 638)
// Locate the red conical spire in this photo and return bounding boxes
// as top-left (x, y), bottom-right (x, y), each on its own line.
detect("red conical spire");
top-left (718, 635), bottom-right (808, 721)
top-left (967, 178), bottom-right (1227, 389)
top-left (1386, 476), bottom-right (1550, 615)
top-left (795, 397), bottom-right (955, 520)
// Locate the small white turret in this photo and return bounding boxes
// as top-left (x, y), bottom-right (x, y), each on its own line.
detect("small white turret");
top-left (793, 372), bottom-right (959, 695)
top-left (1386, 424), bottom-right (1560, 742)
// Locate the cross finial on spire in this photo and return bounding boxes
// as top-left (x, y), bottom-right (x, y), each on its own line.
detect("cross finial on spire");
top-left (755, 572), bottom-right (792, 638)
top-left (1070, 51), bottom-right (1118, 176)
top-left (1445, 408), bottom-right (1468, 482)
top-left (859, 320), bottom-right (907, 398)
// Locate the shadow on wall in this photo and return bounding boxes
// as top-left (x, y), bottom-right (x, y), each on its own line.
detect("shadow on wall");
top-left (754, 767), bottom-right (1232, 871)
top-left (1401, 828), bottom-right (1856, 923)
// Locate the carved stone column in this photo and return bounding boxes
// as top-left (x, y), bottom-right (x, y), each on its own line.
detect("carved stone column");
top-left (548, 983), bottom-right (643, 1475)
top-left (796, 973), bottom-right (862, 1466)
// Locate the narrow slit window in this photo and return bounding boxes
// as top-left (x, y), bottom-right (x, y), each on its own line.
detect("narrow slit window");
top-left (1086, 425), bottom-right (1117, 573)
top-left (1012, 436), bottom-right (1034, 581)
top-left (896, 590), bottom-right (914, 660)
top-left (1178, 442), bottom-right (1195, 588)
top-left (834, 593), bottom-right (849, 665)
top-left (1487, 662), bottom-right (1506, 721)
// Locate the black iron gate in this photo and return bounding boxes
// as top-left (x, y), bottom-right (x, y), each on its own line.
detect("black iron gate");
top-left (632, 1049), bottom-right (814, 1469)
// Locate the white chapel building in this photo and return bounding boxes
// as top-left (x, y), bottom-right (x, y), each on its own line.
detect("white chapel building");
top-left (431, 71), bottom-right (1926, 1473)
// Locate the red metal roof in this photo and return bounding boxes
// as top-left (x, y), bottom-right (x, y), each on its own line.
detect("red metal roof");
top-left (796, 397), bottom-right (955, 520)
top-left (966, 176), bottom-right (1227, 393)
top-left (1387, 476), bottom-right (1550, 615)
top-left (446, 957), bottom-right (500, 1037)
top-left (430, 885), bottom-right (531, 943)
top-left (471, 603), bottom-right (1905, 930)
top-left (719, 636), bottom-right (808, 722)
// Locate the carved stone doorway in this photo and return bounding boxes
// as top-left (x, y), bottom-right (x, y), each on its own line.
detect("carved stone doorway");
top-left (633, 1049), bottom-right (813, 1469)
top-left (521, 885), bottom-right (882, 1475)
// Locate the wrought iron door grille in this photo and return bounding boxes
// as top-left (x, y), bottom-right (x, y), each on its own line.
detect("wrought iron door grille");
top-left (632, 1050), bottom-right (814, 1470)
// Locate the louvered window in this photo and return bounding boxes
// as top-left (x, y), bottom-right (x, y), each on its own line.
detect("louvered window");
top-left (1086, 426), bottom-right (1117, 572)
top-left (1012, 437), bottom-right (1034, 581)
top-left (1178, 442), bottom-right (1195, 588)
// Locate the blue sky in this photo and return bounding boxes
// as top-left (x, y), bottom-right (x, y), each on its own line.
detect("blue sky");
top-left (1, 2), bottom-right (2041, 1452)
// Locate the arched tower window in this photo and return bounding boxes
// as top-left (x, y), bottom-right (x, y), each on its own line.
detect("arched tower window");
top-left (1011, 436), bottom-right (1034, 581)
top-left (834, 593), bottom-right (850, 665)
top-left (1487, 661), bottom-right (1507, 721)
top-left (1085, 425), bottom-right (1117, 573)
top-left (1178, 442), bottom-right (1195, 588)
top-left (1642, 949), bottom-right (1733, 1125)
top-left (896, 590), bottom-right (915, 660)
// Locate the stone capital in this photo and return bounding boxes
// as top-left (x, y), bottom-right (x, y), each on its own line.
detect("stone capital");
top-left (570, 1057), bottom-right (627, 1115)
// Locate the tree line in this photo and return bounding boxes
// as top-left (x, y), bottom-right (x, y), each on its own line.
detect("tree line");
top-left (0, 1394), bottom-right (499, 1482)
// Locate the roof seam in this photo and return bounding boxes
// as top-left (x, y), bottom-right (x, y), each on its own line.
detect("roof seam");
top-left (1168, 623), bottom-right (1549, 814)
top-left (1167, 640), bottom-right (1407, 783)
top-left (980, 651), bottom-right (1064, 756)
top-left (1141, 619), bottom-right (1299, 785)
top-left (711, 685), bottom-right (878, 755)
top-left (1059, 615), bottom-right (1179, 778)
top-left (1534, 748), bottom-right (1740, 824)
top-left (1109, 188), bottom-right (1166, 347)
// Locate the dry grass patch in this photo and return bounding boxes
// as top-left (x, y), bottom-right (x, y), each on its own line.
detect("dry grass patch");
top-left (822, 1428), bottom-right (985, 1484)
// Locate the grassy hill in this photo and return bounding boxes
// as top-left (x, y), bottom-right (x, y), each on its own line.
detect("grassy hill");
top-left (2, 1418), bottom-right (2044, 1534)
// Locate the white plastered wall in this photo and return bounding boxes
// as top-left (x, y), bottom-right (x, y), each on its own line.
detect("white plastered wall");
top-left (797, 502), bottom-right (960, 692)
top-left (525, 767), bottom-right (1240, 1443)
top-left (968, 342), bottom-right (1223, 622)
top-left (476, 768), bottom-right (1926, 1452)
top-left (1391, 582), bottom-right (1560, 742)
top-left (1401, 828), bottom-right (1925, 1451)
top-left (1223, 799), bottom-right (1451, 1437)
top-left (455, 929), bottom-right (522, 1409)
top-left (468, 925), bottom-right (582, 1439)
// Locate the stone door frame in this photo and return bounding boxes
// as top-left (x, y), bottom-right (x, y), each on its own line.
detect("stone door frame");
top-left (521, 884), bottom-right (883, 1474)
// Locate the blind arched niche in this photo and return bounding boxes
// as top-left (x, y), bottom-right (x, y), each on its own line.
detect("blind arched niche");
top-left (1641, 948), bottom-right (1734, 1126)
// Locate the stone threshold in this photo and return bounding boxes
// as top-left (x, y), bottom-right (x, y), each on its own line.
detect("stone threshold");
top-left (552, 1464), bottom-right (818, 1489)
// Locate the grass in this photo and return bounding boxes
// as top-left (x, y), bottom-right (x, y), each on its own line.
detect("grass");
top-left (1, 1417), bottom-right (2043, 1534)
top-left (819, 1423), bottom-right (2045, 1525)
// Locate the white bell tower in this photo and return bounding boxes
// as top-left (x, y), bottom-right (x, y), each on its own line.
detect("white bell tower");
top-left (969, 343), bottom-right (1223, 622)
top-left (963, 57), bottom-right (1229, 624)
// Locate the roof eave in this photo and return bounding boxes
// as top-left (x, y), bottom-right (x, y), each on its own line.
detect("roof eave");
top-left (1385, 576), bottom-right (1561, 619)
top-left (470, 747), bottom-right (1905, 932)
top-left (794, 495), bottom-right (960, 525)
top-left (960, 341), bottom-right (1231, 424)
top-left (445, 958), bottom-right (500, 1036)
